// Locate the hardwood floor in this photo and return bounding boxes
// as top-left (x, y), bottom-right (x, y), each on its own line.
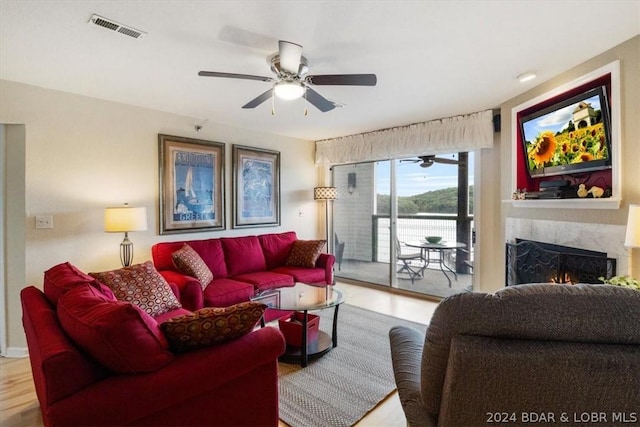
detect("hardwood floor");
top-left (1, 282), bottom-right (437, 427)
top-left (0, 355), bottom-right (42, 427)
top-left (330, 282), bottom-right (436, 427)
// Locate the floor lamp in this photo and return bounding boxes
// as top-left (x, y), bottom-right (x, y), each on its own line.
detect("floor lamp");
top-left (104, 204), bottom-right (148, 267)
top-left (314, 187), bottom-right (337, 251)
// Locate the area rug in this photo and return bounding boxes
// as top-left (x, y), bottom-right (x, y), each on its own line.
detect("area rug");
top-left (278, 304), bottom-right (427, 427)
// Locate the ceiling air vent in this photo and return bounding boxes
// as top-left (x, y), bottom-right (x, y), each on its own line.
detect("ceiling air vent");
top-left (88, 14), bottom-right (146, 39)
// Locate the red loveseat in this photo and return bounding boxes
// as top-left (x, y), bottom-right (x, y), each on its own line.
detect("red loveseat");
top-left (152, 231), bottom-right (335, 311)
top-left (21, 262), bottom-right (285, 427)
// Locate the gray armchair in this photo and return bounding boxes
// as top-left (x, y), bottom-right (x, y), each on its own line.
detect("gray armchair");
top-left (389, 284), bottom-right (640, 426)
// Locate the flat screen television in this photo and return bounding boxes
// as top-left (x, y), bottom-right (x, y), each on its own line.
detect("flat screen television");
top-left (519, 85), bottom-right (612, 178)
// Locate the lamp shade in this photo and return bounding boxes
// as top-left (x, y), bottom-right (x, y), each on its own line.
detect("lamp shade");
top-left (624, 204), bottom-right (640, 248)
top-left (104, 206), bottom-right (148, 233)
top-left (314, 187), bottom-right (337, 201)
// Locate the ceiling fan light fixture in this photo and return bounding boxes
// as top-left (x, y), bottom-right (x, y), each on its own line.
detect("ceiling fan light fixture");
top-left (274, 80), bottom-right (305, 100)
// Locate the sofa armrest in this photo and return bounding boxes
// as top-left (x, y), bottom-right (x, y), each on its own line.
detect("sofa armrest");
top-left (316, 253), bottom-right (335, 284)
top-left (21, 286), bottom-right (109, 407)
top-left (158, 270), bottom-right (204, 311)
top-left (389, 326), bottom-right (436, 427)
top-left (46, 327), bottom-right (286, 426)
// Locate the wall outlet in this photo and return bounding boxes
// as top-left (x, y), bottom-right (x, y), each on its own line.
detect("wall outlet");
top-left (35, 215), bottom-right (53, 229)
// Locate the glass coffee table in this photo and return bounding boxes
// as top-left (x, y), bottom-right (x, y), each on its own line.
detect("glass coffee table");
top-left (252, 282), bottom-right (344, 367)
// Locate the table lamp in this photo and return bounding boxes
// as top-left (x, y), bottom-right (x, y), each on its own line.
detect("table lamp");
top-left (624, 204), bottom-right (640, 248)
top-left (625, 204), bottom-right (640, 276)
top-left (104, 205), bottom-right (148, 267)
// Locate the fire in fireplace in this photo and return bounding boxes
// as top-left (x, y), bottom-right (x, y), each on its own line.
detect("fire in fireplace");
top-left (505, 239), bottom-right (616, 286)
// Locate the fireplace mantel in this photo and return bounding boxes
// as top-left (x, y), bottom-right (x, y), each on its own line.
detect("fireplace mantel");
top-left (506, 198), bottom-right (621, 209)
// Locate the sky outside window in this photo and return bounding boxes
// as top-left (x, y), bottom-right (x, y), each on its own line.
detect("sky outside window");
top-left (376, 152), bottom-right (474, 197)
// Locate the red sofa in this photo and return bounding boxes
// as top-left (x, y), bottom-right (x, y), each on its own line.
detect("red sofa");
top-left (21, 262), bottom-right (285, 427)
top-left (152, 231), bottom-right (335, 311)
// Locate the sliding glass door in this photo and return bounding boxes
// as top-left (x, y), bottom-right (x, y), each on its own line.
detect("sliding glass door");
top-left (332, 161), bottom-right (388, 286)
top-left (332, 153), bottom-right (473, 298)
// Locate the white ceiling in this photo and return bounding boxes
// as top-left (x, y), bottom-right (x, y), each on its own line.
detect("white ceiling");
top-left (1, 1), bottom-right (638, 141)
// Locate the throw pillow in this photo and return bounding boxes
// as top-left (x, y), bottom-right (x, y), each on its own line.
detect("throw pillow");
top-left (57, 284), bottom-right (174, 373)
top-left (43, 262), bottom-right (116, 306)
top-left (285, 240), bottom-right (326, 268)
top-left (160, 302), bottom-right (267, 353)
top-left (259, 231), bottom-right (298, 269)
top-left (171, 244), bottom-right (214, 290)
top-left (89, 260), bottom-right (181, 317)
top-left (221, 236), bottom-right (267, 276)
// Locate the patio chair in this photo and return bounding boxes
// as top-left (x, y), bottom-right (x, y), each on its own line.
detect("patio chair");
top-left (334, 232), bottom-right (345, 271)
top-left (395, 238), bottom-right (423, 283)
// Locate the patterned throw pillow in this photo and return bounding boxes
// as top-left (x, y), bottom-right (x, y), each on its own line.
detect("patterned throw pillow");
top-left (160, 302), bottom-right (267, 353)
top-left (90, 261), bottom-right (182, 317)
top-left (285, 240), bottom-right (326, 268)
top-left (171, 244), bottom-right (214, 290)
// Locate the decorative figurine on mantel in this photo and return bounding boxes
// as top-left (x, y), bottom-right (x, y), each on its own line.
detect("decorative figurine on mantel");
top-left (577, 184), bottom-right (605, 198)
top-left (512, 189), bottom-right (527, 200)
top-left (577, 184), bottom-right (588, 198)
top-left (588, 185), bottom-right (605, 198)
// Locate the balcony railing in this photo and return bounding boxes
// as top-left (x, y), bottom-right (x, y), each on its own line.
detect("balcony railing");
top-left (372, 214), bottom-right (473, 265)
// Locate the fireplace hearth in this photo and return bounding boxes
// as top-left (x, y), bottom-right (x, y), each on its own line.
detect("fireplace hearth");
top-left (506, 239), bottom-right (616, 286)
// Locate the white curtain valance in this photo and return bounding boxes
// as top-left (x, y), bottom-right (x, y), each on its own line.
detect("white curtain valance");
top-left (315, 109), bottom-right (494, 166)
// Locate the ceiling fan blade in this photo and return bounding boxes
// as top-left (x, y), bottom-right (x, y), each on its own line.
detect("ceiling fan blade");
top-left (306, 74), bottom-right (377, 86)
top-left (242, 88), bottom-right (273, 109)
top-left (305, 87), bottom-right (336, 112)
top-left (278, 40), bottom-right (303, 74)
top-left (434, 157), bottom-right (460, 164)
top-left (198, 71), bottom-right (273, 82)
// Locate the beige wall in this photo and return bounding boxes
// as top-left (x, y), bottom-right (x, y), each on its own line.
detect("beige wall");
top-left (0, 80), bottom-right (319, 353)
top-left (475, 35), bottom-right (640, 293)
top-left (473, 132), bottom-right (504, 292)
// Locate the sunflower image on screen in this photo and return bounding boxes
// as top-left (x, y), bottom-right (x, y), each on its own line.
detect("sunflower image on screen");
top-left (527, 125), bottom-right (608, 169)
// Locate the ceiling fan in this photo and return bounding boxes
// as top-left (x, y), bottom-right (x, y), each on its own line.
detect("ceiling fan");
top-left (198, 40), bottom-right (377, 112)
top-left (401, 155), bottom-right (460, 168)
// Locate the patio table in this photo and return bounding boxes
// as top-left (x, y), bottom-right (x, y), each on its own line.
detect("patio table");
top-left (405, 240), bottom-right (466, 287)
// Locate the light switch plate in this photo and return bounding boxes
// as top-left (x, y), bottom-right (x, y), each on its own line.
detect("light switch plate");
top-left (35, 215), bottom-right (53, 229)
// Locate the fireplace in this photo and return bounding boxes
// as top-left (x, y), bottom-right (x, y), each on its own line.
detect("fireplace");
top-left (505, 239), bottom-right (616, 286)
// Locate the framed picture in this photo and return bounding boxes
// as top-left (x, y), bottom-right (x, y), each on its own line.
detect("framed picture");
top-left (232, 145), bottom-right (280, 228)
top-left (158, 134), bottom-right (225, 234)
